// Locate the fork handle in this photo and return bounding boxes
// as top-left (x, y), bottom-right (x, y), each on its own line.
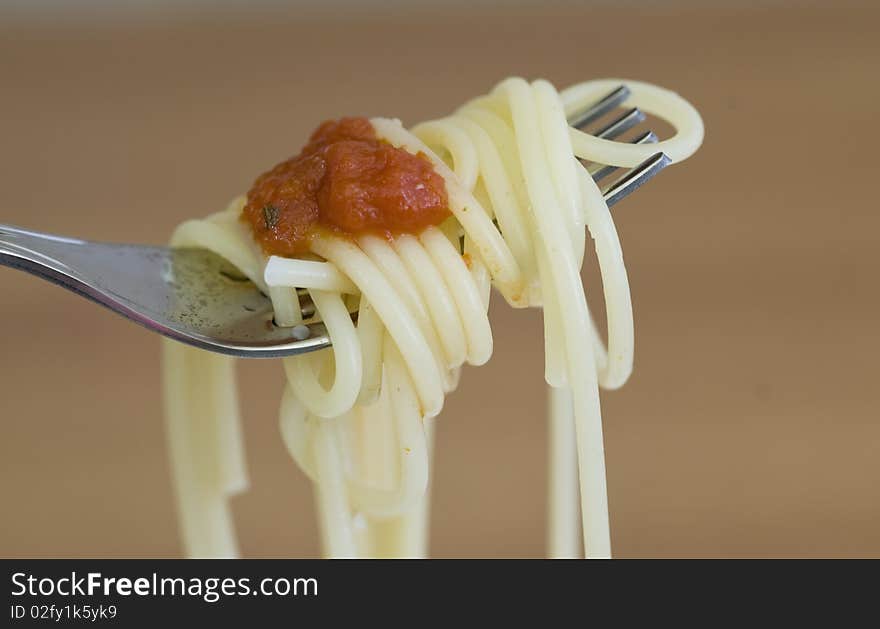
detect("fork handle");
top-left (0, 224), bottom-right (88, 285)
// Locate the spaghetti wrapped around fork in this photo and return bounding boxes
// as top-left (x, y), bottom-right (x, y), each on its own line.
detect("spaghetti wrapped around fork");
top-left (162, 77), bottom-right (703, 558)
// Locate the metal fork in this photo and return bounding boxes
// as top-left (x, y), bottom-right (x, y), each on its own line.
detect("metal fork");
top-left (0, 86), bottom-right (670, 358)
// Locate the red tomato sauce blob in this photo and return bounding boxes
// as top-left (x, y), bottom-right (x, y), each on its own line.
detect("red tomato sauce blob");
top-left (242, 117), bottom-right (450, 256)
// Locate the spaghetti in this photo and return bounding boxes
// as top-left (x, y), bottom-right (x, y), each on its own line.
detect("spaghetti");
top-left (162, 77), bottom-right (703, 558)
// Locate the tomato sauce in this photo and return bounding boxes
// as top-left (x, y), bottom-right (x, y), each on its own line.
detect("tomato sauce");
top-left (242, 117), bottom-right (450, 256)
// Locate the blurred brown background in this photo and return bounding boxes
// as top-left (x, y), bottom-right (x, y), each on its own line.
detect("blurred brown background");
top-left (1, 1), bottom-right (878, 558)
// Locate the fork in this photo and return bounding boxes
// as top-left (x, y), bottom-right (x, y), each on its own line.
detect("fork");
top-left (0, 86), bottom-right (670, 358)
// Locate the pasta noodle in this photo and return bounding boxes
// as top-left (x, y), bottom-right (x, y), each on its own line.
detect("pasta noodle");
top-left (162, 77), bottom-right (703, 558)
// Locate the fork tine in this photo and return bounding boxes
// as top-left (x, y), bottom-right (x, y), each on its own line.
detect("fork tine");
top-left (588, 129), bottom-right (658, 183)
top-left (569, 85), bottom-right (630, 130)
top-left (631, 129), bottom-right (659, 145)
top-left (594, 107), bottom-right (645, 141)
top-left (602, 152), bottom-right (672, 208)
